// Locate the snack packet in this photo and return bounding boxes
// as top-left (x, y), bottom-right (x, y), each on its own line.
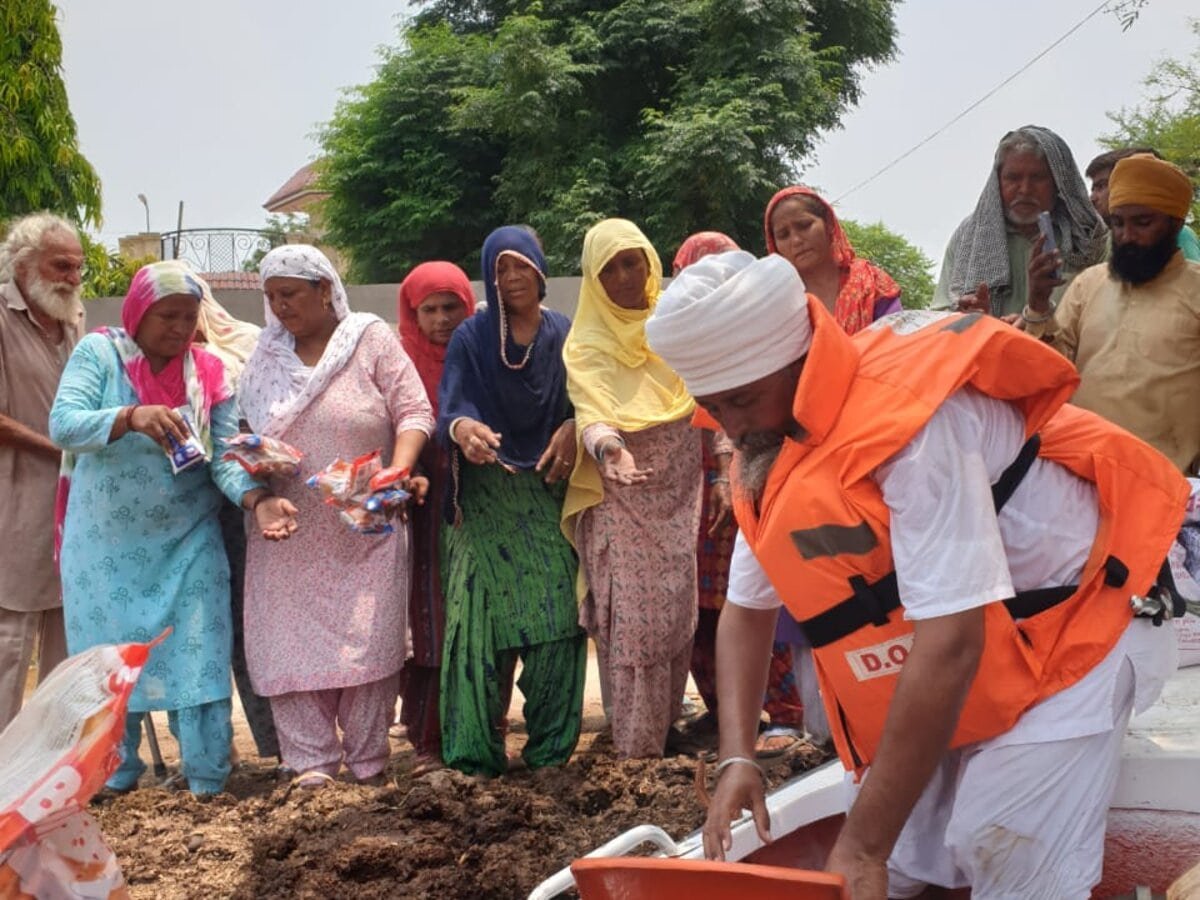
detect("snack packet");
top-left (306, 451), bottom-right (410, 534)
top-left (165, 408), bottom-right (207, 475)
top-left (222, 434), bottom-right (304, 479)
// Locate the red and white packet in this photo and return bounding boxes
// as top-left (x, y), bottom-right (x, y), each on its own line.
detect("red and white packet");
top-left (0, 631), bottom-right (167, 898)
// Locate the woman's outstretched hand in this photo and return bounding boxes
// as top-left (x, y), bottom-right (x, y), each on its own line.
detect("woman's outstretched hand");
top-left (598, 441), bottom-right (652, 485)
top-left (254, 496), bottom-right (299, 541)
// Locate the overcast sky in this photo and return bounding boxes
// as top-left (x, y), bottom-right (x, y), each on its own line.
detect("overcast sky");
top-left (57, 0), bottom-right (1197, 270)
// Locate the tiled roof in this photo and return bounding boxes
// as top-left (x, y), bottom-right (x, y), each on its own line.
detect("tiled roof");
top-left (263, 163), bottom-right (323, 211)
top-left (200, 271), bottom-right (262, 291)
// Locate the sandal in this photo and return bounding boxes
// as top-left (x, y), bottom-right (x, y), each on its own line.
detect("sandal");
top-left (755, 726), bottom-right (804, 759)
top-left (290, 770), bottom-right (335, 791)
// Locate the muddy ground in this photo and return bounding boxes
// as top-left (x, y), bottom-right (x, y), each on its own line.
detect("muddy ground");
top-left (91, 717), bottom-right (828, 899)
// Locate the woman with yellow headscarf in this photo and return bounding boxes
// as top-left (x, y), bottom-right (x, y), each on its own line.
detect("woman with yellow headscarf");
top-left (563, 218), bottom-right (702, 759)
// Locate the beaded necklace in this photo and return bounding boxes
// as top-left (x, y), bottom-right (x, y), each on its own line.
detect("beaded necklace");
top-left (496, 286), bottom-right (538, 371)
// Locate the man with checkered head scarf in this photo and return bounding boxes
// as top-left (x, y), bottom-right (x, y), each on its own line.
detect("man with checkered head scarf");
top-left (932, 125), bottom-right (1107, 322)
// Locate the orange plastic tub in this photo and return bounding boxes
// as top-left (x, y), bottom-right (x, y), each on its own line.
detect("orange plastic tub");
top-left (571, 857), bottom-right (850, 899)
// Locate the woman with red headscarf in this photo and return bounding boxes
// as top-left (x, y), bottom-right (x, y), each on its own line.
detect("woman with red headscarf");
top-left (50, 261), bottom-right (296, 795)
top-left (764, 185), bottom-right (901, 333)
top-left (396, 261), bottom-right (476, 772)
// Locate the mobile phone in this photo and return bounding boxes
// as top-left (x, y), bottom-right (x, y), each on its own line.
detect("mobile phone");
top-left (1037, 211), bottom-right (1061, 280)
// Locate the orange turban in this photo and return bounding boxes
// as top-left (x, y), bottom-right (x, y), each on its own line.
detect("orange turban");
top-left (1108, 154), bottom-right (1194, 220)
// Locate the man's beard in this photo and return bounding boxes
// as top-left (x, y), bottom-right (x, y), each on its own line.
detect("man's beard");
top-left (1004, 201), bottom-right (1042, 228)
top-left (733, 432), bottom-right (786, 499)
top-left (26, 270), bottom-right (82, 323)
top-left (1109, 231), bottom-right (1178, 286)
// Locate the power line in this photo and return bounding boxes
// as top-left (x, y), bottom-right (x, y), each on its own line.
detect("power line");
top-left (833, 0), bottom-right (1113, 204)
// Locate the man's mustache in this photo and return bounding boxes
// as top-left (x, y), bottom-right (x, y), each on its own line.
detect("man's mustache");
top-left (733, 432), bottom-right (786, 453)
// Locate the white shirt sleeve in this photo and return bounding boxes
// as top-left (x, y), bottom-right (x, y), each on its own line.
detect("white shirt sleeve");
top-left (726, 529), bottom-right (783, 610)
top-left (874, 389), bottom-right (1020, 621)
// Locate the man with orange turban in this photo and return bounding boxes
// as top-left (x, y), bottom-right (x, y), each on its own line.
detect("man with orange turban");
top-left (1024, 153), bottom-right (1200, 474)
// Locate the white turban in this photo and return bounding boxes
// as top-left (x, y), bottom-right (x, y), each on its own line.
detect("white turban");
top-left (646, 251), bottom-right (812, 396)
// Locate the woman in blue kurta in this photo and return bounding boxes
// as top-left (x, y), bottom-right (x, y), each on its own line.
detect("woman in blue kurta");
top-left (49, 261), bottom-right (297, 795)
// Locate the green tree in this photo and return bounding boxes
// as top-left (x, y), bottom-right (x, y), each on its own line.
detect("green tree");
top-left (1102, 18), bottom-right (1199, 224)
top-left (841, 219), bottom-right (935, 310)
top-left (79, 236), bottom-right (153, 299)
top-left (321, 0), bottom-right (898, 280)
top-left (0, 0), bottom-right (102, 228)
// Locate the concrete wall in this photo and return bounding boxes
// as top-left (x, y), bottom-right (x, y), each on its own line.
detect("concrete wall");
top-left (83, 277), bottom-right (588, 328)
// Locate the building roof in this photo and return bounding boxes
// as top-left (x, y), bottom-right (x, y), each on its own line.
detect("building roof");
top-left (200, 271), bottom-right (262, 291)
top-left (263, 163), bottom-right (327, 213)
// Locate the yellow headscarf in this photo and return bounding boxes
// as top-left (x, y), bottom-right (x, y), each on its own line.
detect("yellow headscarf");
top-left (561, 219), bottom-right (695, 561)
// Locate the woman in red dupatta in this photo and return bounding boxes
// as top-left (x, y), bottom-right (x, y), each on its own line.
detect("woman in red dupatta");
top-left (764, 185), bottom-right (901, 335)
top-left (396, 261), bottom-right (476, 771)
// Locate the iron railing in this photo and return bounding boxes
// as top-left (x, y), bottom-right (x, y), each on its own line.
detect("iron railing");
top-left (160, 228), bottom-right (282, 273)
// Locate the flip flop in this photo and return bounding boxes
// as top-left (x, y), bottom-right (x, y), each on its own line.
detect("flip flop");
top-left (289, 770), bottom-right (335, 791)
top-left (755, 726), bottom-right (804, 759)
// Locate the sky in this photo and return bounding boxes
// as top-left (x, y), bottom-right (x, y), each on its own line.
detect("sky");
top-left (57, 0), bottom-right (1197, 270)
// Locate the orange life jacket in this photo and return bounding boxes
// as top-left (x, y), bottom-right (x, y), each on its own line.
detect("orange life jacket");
top-left (734, 301), bottom-right (1189, 772)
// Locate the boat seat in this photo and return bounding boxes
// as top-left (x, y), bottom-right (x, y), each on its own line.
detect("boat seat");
top-left (570, 857), bottom-right (850, 899)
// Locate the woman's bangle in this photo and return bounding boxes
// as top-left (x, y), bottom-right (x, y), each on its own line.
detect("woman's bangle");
top-left (123, 404), bottom-right (139, 434)
top-left (711, 476), bottom-right (730, 485)
top-left (714, 756), bottom-right (765, 781)
top-left (1021, 304), bottom-right (1053, 325)
top-left (594, 435), bottom-right (625, 463)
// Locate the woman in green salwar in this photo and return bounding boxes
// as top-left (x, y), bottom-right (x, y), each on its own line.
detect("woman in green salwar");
top-left (435, 226), bottom-right (585, 776)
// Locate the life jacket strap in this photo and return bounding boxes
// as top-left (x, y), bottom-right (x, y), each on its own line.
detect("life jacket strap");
top-left (798, 434), bottom-right (1092, 650)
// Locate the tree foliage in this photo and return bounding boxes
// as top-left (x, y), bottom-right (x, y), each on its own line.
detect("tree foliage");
top-left (1102, 18), bottom-right (1200, 224)
top-left (841, 218), bottom-right (935, 310)
top-left (79, 235), bottom-right (153, 300)
top-left (321, 0), bottom-right (898, 280)
top-left (0, 1), bottom-right (102, 228)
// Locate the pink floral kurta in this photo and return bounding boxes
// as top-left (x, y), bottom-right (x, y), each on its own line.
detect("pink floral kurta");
top-left (244, 323), bottom-right (434, 697)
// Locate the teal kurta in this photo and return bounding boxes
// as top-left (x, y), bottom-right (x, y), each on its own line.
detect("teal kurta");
top-left (49, 332), bottom-right (258, 713)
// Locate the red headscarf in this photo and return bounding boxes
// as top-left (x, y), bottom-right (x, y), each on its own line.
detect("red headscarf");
top-left (672, 231), bottom-right (740, 274)
top-left (763, 186), bottom-right (900, 335)
top-left (398, 261), bottom-right (477, 415)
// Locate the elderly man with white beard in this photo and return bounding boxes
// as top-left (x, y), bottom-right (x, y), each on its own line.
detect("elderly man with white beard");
top-left (0, 212), bottom-right (86, 729)
top-left (645, 251), bottom-right (1187, 900)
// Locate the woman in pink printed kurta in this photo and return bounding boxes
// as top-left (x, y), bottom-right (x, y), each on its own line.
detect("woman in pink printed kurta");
top-left (240, 246), bottom-right (433, 784)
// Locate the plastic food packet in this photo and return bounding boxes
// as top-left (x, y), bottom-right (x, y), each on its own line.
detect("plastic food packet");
top-left (306, 451), bottom-right (410, 534)
top-left (0, 632), bottom-right (167, 898)
top-left (221, 433), bottom-right (304, 479)
top-left (165, 408), bottom-right (207, 476)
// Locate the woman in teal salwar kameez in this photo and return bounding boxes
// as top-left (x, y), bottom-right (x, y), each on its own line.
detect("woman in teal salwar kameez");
top-left (49, 261), bottom-right (296, 794)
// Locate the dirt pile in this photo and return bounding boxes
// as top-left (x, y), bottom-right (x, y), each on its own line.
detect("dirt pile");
top-left (92, 733), bottom-right (828, 899)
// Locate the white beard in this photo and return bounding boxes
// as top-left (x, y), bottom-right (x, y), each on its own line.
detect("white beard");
top-left (734, 435), bottom-right (786, 500)
top-left (25, 270), bottom-right (83, 324)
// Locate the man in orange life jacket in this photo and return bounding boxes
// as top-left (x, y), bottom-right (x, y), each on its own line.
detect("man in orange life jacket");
top-left (644, 251), bottom-right (1187, 900)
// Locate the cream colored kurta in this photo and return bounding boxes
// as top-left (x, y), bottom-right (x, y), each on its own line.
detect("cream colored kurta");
top-left (0, 281), bottom-right (83, 612)
top-left (1026, 253), bottom-right (1200, 473)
